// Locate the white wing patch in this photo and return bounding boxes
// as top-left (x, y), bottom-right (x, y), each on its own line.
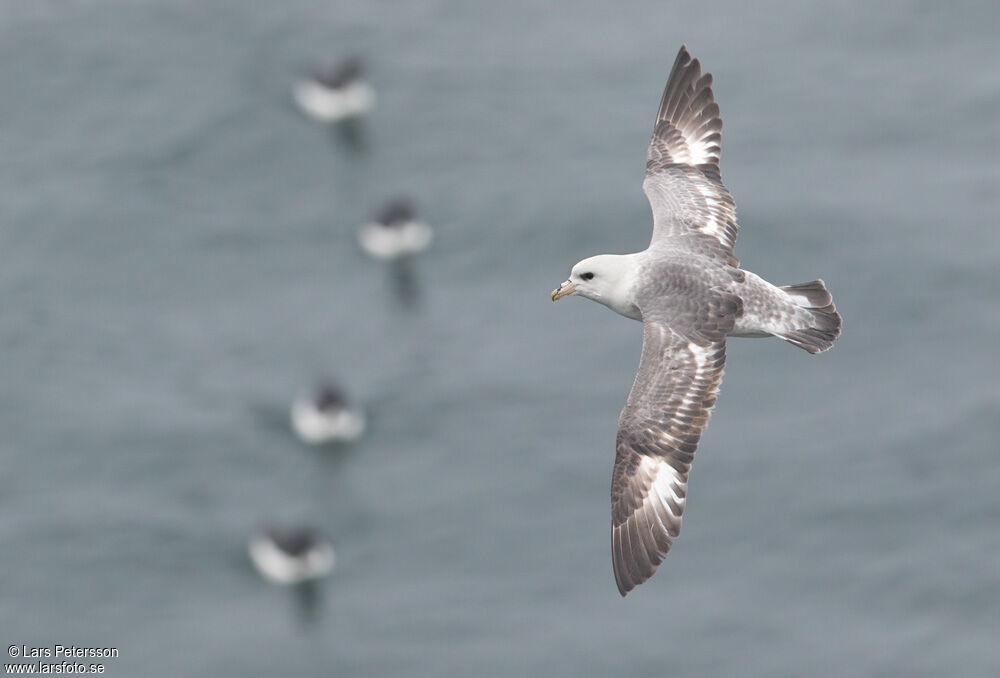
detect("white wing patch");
top-left (635, 455), bottom-right (687, 538)
top-left (694, 181), bottom-right (730, 241)
top-left (677, 122), bottom-right (720, 167)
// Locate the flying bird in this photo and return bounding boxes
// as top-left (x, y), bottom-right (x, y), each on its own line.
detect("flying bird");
top-left (248, 525), bottom-right (335, 585)
top-left (356, 197), bottom-right (433, 261)
top-left (290, 383), bottom-right (366, 445)
top-left (292, 56), bottom-right (375, 123)
top-left (551, 46), bottom-right (841, 596)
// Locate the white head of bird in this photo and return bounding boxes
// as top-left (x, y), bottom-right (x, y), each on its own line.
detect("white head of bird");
top-left (551, 253), bottom-right (642, 320)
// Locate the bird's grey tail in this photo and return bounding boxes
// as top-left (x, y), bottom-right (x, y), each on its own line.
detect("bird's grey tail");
top-left (776, 280), bottom-right (841, 354)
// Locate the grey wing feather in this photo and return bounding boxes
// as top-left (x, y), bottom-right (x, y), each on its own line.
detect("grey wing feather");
top-left (642, 46), bottom-right (739, 262)
top-left (610, 292), bottom-right (739, 595)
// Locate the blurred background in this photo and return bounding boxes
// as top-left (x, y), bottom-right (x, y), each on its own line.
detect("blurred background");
top-left (2, 1), bottom-right (999, 676)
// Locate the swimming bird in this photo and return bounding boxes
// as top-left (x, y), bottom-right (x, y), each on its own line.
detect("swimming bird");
top-left (248, 526), bottom-right (336, 585)
top-left (550, 46), bottom-right (841, 596)
top-left (292, 56), bottom-right (375, 123)
top-left (356, 198), bottom-right (433, 261)
top-left (290, 384), bottom-right (366, 445)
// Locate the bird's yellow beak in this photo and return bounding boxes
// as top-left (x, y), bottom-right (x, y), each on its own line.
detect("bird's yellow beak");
top-left (551, 280), bottom-right (577, 301)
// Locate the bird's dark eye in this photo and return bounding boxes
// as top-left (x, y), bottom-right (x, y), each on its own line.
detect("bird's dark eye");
top-left (581, 272), bottom-right (595, 281)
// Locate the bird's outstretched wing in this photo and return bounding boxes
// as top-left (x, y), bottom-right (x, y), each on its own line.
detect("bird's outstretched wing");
top-left (643, 46), bottom-right (739, 264)
top-left (610, 292), bottom-right (739, 595)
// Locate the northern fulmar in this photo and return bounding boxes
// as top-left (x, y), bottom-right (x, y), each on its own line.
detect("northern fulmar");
top-left (551, 46), bottom-right (842, 596)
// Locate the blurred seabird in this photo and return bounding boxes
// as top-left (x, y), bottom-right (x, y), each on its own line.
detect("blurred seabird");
top-left (290, 384), bottom-right (366, 445)
top-left (357, 198), bottom-right (433, 261)
top-left (293, 56), bottom-right (375, 123)
top-left (248, 526), bottom-right (335, 585)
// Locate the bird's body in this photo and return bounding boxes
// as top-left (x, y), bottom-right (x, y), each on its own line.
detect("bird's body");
top-left (584, 249), bottom-right (835, 343)
top-left (551, 46), bottom-right (841, 596)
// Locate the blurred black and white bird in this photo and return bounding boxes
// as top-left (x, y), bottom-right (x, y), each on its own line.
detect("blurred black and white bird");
top-left (356, 198), bottom-right (433, 261)
top-left (248, 525), bottom-right (335, 585)
top-left (292, 56), bottom-right (374, 123)
top-left (290, 383), bottom-right (366, 445)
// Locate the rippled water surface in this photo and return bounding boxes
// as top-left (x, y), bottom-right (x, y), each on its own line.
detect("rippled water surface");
top-left (2, 1), bottom-right (999, 676)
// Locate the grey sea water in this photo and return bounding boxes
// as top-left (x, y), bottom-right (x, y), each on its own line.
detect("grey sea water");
top-left (2, 1), bottom-right (999, 676)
